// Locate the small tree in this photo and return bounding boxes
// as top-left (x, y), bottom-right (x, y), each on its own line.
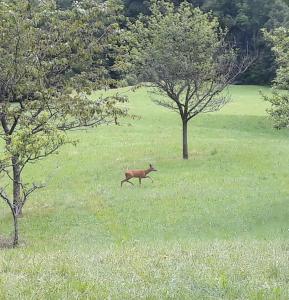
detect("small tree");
top-left (263, 27), bottom-right (289, 129)
top-left (126, 0), bottom-right (252, 159)
top-left (0, 0), bottom-right (127, 246)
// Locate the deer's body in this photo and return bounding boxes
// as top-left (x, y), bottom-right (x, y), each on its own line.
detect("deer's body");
top-left (121, 164), bottom-right (157, 186)
top-left (126, 169), bottom-right (148, 178)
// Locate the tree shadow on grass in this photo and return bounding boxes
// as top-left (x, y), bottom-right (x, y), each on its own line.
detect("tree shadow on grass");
top-left (194, 114), bottom-right (289, 139)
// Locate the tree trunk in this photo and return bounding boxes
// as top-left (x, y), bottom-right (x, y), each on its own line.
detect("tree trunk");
top-left (12, 156), bottom-right (22, 217)
top-left (182, 120), bottom-right (189, 159)
top-left (11, 206), bottom-right (19, 247)
top-left (3, 197), bottom-right (19, 247)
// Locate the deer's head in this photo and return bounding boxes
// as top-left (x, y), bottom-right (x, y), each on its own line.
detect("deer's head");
top-left (149, 164), bottom-right (157, 172)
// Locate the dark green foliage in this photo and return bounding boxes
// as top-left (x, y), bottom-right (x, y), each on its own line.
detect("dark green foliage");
top-left (35, 0), bottom-right (289, 85)
top-left (56, 0), bottom-right (74, 9)
top-left (200, 0), bottom-right (289, 85)
top-left (122, 0), bottom-right (289, 85)
top-left (123, 0), bottom-right (150, 17)
top-left (263, 28), bottom-right (289, 129)
top-left (40, 0), bottom-right (289, 85)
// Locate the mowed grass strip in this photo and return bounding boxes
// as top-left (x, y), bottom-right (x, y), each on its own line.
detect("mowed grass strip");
top-left (0, 85), bottom-right (289, 298)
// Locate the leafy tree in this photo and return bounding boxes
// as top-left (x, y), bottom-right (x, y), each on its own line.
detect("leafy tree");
top-left (263, 28), bottom-right (289, 129)
top-left (199, 0), bottom-right (289, 84)
top-left (121, 0), bottom-right (289, 85)
top-left (126, 0), bottom-right (251, 159)
top-left (266, 0), bottom-right (289, 29)
top-left (200, 0), bottom-right (284, 84)
top-left (0, 0), bottom-right (127, 246)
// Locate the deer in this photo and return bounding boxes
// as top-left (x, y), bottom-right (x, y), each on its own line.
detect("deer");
top-left (121, 164), bottom-right (157, 187)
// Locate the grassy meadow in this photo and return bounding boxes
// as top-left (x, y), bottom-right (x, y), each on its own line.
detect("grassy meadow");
top-left (0, 85), bottom-right (289, 299)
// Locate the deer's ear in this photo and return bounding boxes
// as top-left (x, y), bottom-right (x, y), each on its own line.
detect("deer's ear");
top-left (149, 164), bottom-right (152, 168)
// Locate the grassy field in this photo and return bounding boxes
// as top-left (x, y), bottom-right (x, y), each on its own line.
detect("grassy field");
top-left (0, 85), bottom-right (289, 299)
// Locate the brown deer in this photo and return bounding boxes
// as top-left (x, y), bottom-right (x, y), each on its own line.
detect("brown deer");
top-left (121, 164), bottom-right (157, 187)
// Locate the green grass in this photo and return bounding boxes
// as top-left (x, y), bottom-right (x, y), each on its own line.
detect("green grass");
top-left (0, 85), bottom-right (289, 299)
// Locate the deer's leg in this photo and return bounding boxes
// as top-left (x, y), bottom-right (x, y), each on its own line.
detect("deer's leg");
top-left (139, 178), bottom-right (141, 185)
top-left (121, 178), bottom-right (134, 187)
top-left (145, 176), bottom-right (153, 183)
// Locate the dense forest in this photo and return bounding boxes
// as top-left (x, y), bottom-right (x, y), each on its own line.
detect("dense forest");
top-left (122, 0), bottom-right (289, 85)
top-left (55, 0), bottom-right (289, 85)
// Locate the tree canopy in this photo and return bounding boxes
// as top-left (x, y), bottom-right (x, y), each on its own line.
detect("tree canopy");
top-left (0, 0), bottom-right (127, 246)
top-left (125, 0), bottom-right (251, 159)
top-left (122, 0), bottom-right (289, 85)
top-left (263, 28), bottom-right (289, 129)
top-left (55, 0), bottom-right (289, 85)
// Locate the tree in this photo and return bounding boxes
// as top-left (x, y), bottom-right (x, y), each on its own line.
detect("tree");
top-left (126, 0), bottom-right (251, 159)
top-left (200, 0), bottom-right (289, 85)
top-left (263, 28), bottom-right (289, 129)
top-left (0, 0), bottom-right (127, 246)
top-left (121, 0), bottom-right (289, 85)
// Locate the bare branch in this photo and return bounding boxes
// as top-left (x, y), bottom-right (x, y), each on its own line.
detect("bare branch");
top-left (152, 99), bottom-right (180, 112)
top-left (0, 112), bottom-right (10, 134)
top-left (22, 183), bottom-right (45, 207)
top-left (0, 187), bottom-right (14, 214)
